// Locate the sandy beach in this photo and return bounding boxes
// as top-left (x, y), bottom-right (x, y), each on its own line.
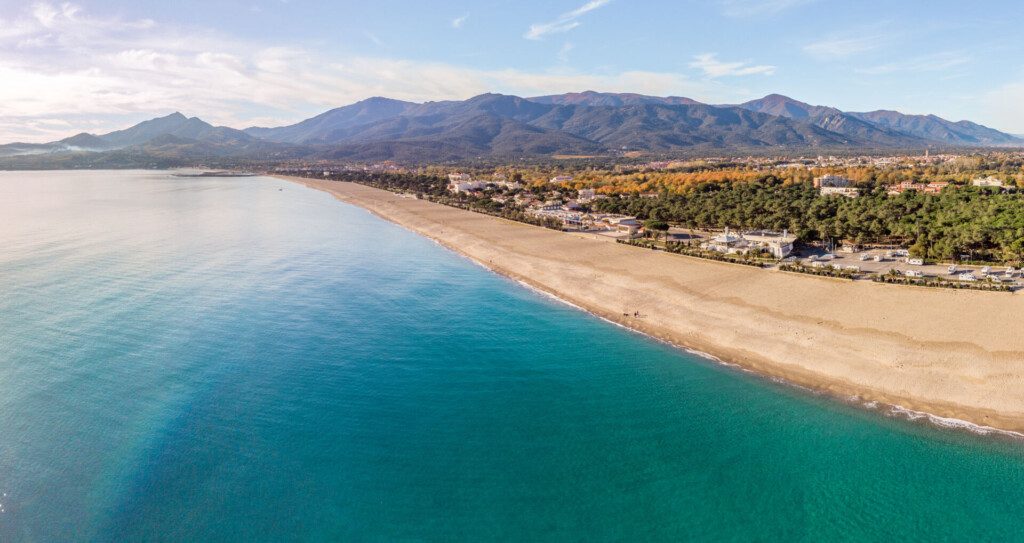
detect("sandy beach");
top-left (283, 176), bottom-right (1024, 433)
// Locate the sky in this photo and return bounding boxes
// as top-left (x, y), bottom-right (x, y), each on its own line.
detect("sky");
top-left (2, 0), bottom-right (1024, 142)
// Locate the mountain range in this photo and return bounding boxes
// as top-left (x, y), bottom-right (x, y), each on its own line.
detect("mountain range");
top-left (3, 92), bottom-right (1021, 165)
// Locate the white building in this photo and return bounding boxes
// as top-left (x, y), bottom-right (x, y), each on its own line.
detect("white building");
top-left (550, 175), bottom-right (574, 183)
top-left (492, 180), bottom-right (523, 190)
top-left (819, 186), bottom-right (860, 198)
top-left (972, 175), bottom-right (1004, 188)
top-left (702, 229), bottom-right (796, 259)
top-left (599, 216), bottom-right (641, 236)
top-left (742, 230), bottom-right (797, 259)
top-left (702, 230), bottom-right (749, 255)
top-left (449, 181), bottom-right (486, 194)
top-left (814, 175), bottom-right (858, 197)
top-left (447, 173), bottom-right (485, 194)
top-left (578, 188), bottom-right (596, 201)
top-left (814, 174), bottom-right (852, 188)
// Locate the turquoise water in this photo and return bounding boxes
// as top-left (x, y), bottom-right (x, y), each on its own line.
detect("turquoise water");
top-left (2, 171), bottom-right (1024, 542)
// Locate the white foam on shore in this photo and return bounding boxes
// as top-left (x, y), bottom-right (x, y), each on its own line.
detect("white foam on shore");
top-left (511, 278), bottom-right (741, 370)
top-left (510, 272), bottom-right (1024, 441)
top-left (515, 278), bottom-right (1024, 441)
top-left (885, 405), bottom-right (1024, 439)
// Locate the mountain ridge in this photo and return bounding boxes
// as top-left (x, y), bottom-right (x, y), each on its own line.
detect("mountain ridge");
top-left (735, 94), bottom-right (932, 147)
top-left (2, 92), bottom-right (1021, 163)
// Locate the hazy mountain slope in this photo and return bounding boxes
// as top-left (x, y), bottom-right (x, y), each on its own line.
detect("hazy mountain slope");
top-left (738, 94), bottom-right (928, 147)
top-left (98, 113), bottom-right (252, 147)
top-left (316, 113), bottom-right (604, 161)
top-left (529, 102), bottom-right (852, 150)
top-left (5, 91), bottom-right (1023, 166)
top-left (848, 110), bottom-right (1023, 146)
top-left (244, 97), bottom-right (416, 143)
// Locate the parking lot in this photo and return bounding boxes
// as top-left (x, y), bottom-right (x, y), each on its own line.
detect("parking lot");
top-left (654, 228), bottom-right (1022, 286)
top-left (790, 247), bottom-right (1022, 284)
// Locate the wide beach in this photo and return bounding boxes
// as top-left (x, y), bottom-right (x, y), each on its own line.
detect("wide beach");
top-left (284, 176), bottom-right (1024, 433)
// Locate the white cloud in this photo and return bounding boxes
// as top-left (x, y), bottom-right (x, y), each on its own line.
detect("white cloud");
top-left (0, 1), bottom-right (754, 142)
top-left (525, 0), bottom-right (611, 40)
top-left (689, 53), bottom-right (775, 78)
top-left (451, 14), bottom-right (468, 29)
top-left (719, 0), bottom-right (814, 17)
top-left (856, 52), bottom-right (970, 75)
top-left (803, 35), bottom-right (882, 59)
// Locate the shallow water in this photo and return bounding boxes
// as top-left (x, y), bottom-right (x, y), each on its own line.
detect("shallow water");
top-left (1, 170), bottom-right (1023, 541)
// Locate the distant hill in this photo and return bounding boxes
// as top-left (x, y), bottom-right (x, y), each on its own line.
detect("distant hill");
top-left (3, 91), bottom-right (1022, 165)
top-left (0, 112), bottom-right (252, 158)
top-left (847, 110), bottom-right (1022, 146)
top-left (99, 112), bottom-right (252, 147)
top-left (245, 97), bottom-right (416, 144)
top-left (737, 94), bottom-right (931, 147)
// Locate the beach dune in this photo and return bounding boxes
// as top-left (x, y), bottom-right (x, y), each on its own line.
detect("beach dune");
top-left (285, 176), bottom-right (1024, 433)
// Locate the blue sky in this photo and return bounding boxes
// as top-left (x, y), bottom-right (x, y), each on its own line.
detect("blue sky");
top-left (2, 0), bottom-right (1024, 141)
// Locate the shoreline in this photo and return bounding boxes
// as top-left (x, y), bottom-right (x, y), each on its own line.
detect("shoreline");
top-left (514, 266), bottom-right (1024, 440)
top-left (278, 176), bottom-right (1024, 435)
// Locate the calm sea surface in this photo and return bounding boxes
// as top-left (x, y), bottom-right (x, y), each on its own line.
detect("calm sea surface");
top-left (2, 170), bottom-right (1024, 541)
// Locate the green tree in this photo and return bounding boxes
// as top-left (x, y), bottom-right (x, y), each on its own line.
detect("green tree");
top-left (643, 219), bottom-right (670, 241)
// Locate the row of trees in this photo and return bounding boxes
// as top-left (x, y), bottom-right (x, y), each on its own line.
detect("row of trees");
top-left (307, 170), bottom-right (1024, 264)
top-left (594, 180), bottom-right (1024, 263)
top-left (559, 167), bottom-right (1024, 195)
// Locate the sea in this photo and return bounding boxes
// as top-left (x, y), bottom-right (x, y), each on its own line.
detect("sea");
top-left (2, 170), bottom-right (1024, 542)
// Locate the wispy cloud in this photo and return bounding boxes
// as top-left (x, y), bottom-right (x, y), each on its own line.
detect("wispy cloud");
top-left (451, 14), bottom-right (468, 29)
top-left (719, 0), bottom-right (814, 17)
top-left (0, 2), bottom-right (751, 142)
top-left (524, 0), bottom-right (611, 40)
top-left (856, 52), bottom-right (970, 75)
top-left (803, 35), bottom-right (883, 59)
top-left (690, 53), bottom-right (775, 78)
